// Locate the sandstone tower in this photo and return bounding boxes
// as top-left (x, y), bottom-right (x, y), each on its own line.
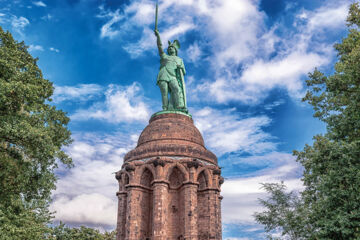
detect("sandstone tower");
top-left (115, 113), bottom-right (223, 240)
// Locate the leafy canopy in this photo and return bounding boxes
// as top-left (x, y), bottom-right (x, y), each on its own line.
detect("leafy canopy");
top-left (0, 26), bottom-right (72, 239)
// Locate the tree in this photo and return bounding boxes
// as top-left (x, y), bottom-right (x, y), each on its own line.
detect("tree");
top-left (254, 183), bottom-right (311, 240)
top-left (48, 223), bottom-right (116, 240)
top-left (0, 26), bottom-right (72, 239)
top-left (255, 3), bottom-right (360, 239)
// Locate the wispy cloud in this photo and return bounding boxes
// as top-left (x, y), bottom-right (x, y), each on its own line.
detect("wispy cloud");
top-left (11, 16), bottom-right (29, 34)
top-left (186, 42), bottom-right (202, 63)
top-left (264, 99), bottom-right (285, 111)
top-left (98, 9), bottom-right (122, 39)
top-left (49, 47), bottom-right (59, 53)
top-left (28, 44), bottom-right (44, 52)
top-left (299, 3), bottom-right (348, 31)
top-left (193, 107), bottom-right (276, 155)
top-left (0, 13), bottom-right (5, 23)
top-left (32, 1), bottom-right (47, 7)
top-left (53, 84), bottom-right (103, 103)
top-left (42, 14), bottom-right (52, 21)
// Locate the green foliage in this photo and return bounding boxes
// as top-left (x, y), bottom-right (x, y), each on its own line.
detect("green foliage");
top-left (48, 223), bottom-right (116, 240)
top-left (0, 26), bottom-right (72, 239)
top-left (254, 183), bottom-right (311, 240)
top-left (255, 3), bottom-right (360, 240)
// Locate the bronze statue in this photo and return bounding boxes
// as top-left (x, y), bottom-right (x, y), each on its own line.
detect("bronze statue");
top-left (154, 3), bottom-right (187, 112)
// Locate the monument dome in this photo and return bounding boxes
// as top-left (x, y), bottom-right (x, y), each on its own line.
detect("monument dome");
top-left (124, 113), bottom-right (217, 164)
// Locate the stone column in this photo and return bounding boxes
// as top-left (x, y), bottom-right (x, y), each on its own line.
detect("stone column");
top-left (116, 191), bottom-right (127, 240)
top-left (208, 189), bottom-right (219, 239)
top-left (217, 194), bottom-right (223, 240)
top-left (152, 181), bottom-right (168, 240)
top-left (183, 182), bottom-right (198, 239)
top-left (125, 186), bottom-right (142, 240)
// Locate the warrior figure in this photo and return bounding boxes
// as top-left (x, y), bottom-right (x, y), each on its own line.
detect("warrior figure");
top-left (154, 29), bottom-right (187, 111)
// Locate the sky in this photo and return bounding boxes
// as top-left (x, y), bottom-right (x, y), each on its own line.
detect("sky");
top-left (0, 0), bottom-right (353, 239)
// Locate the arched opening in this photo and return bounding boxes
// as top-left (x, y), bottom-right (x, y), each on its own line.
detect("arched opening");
top-left (167, 166), bottom-right (185, 237)
top-left (197, 170), bottom-right (207, 190)
top-left (139, 168), bottom-right (153, 239)
top-left (140, 168), bottom-right (153, 188)
top-left (124, 173), bottom-right (129, 185)
top-left (169, 167), bottom-right (184, 189)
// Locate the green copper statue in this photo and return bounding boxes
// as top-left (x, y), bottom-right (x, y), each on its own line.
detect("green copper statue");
top-left (154, 4), bottom-right (187, 113)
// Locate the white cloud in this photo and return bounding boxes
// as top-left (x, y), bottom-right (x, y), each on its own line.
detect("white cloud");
top-left (33, 1), bottom-right (46, 7)
top-left (206, 0), bottom-right (265, 67)
top-left (304, 3), bottom-right (348, 31)
top-left (264, 99), bottom-right (285, 110)
top-left (122, 27), bottom-right (155, 57)
top-left (221, 154), bottom-right (303, 224)
top-left (11, 16), bottom-right (29, 33)
top-left (162, 22), bottom-right (195, 43)
top-left (51, 193), bottom-right (117, 226)
top-left (49, 47), bottom-right (60, 52)
top-left (125, 1), bottom-right (154, 25)
top-left (193, 107), bottom-right (275, 155)
top-left (240, 51), bottom-right (329, 95)
top-left (53, 84), bottom-right (103, 102)
top-left (226, 152), bottom-right (296, 170)
top-left (42, 14), bottom-right (53, 21)
top-left (71, 83), bottom-right (150, 123)
top-left (28, 44), bottom-right (44, 52)
top-left (186, 42), bottom-right (202, 63)
top-left (99, 9), bottom-right (122, 39)
top-left (51, 131), bottom-right (138, 227)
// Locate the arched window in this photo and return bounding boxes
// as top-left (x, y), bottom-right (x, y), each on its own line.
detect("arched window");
top-left (197, 171), bottom-right (207, 190)
top-left (169, 167), bottom-right (184, 188)
top-left (138, 168), bottom-right (153, 238)
top-left (140, 168), bottom-right (153, 188)
top-left (124, 173), bottom-right (129, 185)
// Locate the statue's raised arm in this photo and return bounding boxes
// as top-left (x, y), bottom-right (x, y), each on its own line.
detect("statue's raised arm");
top-left (154, 29), bottom-right (164, 56)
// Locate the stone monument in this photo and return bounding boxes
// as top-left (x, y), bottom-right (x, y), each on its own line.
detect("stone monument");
top-left (115, 4), bottom-right (223, 240)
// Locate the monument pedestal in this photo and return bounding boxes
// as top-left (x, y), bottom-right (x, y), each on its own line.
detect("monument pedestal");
top-left (115, 113), bottom-right (223, 240)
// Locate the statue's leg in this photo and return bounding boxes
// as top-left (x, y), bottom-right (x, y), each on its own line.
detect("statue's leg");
top-left (169, 80), bottom-right (183, 109)
top-left (158, 81), bottom-right (169, 110)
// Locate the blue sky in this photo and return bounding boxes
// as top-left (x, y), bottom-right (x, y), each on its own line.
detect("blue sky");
top-left (0, 0), bottom-right (352, 238)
